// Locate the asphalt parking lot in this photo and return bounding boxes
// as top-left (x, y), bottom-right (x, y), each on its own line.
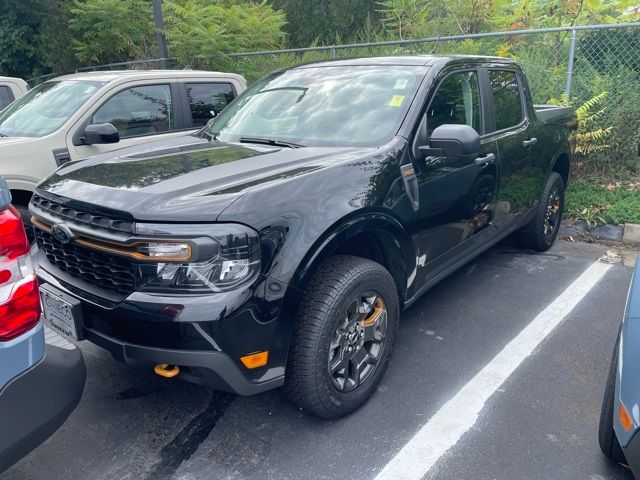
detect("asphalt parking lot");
top-left (3, 239), bottom-right (636, 480)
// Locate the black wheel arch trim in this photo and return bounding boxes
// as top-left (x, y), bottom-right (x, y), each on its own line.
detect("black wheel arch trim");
top-left (290, 211), bottom-right (416, 299)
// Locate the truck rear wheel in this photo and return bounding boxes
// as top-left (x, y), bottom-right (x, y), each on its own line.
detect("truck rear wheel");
top-left (284, 255), bottom-right (399, 419)
top-left (516, 172), bottom-right (564, 251)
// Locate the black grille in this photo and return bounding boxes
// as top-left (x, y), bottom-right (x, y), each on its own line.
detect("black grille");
top-left (35, 229), bottom-right (135, 294)
top-left (31, 195), bottom-right (133, 233)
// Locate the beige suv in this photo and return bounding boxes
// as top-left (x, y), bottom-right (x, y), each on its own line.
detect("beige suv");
top-left (0, 70), bottom-right (246, 217)
top-left (0, 77), bottom-right (29, 110)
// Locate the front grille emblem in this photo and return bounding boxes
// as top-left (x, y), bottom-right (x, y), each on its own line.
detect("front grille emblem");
top-left (51, 223), bottom-right (75, 244)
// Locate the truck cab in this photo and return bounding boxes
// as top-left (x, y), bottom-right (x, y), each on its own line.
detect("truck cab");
top-left (0, 76), bottom-right (29, 111)
top-left (0, 70), bottom-right (246, 216)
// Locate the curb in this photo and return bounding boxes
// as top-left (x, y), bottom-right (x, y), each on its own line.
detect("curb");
top-left (622, 223), bottom-right (640, 246)
top-left (559, 220), bottom-right (640, 246)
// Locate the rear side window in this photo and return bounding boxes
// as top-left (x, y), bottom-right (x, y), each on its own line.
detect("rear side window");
top-left (93, 84), bottom-right (175, 139)
top-left (489, 70), bottom-right (523, 131)
top-left (0, 86), bottom-right (15, 110)
top-left (427, 71), bottom-right (481, 135)
top-left (186, 83), bottom-right (236, 127)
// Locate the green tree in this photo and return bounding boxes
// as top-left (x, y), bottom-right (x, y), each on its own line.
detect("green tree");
top-left (68, 0), bottom-right (156, 66)
top-left (271, 0), bottom-right (380, 47)
top-left (163, 0), bottom-right (286, 66)
top-left (377, 0), bottom-right (512, 39)
top-left (0, 0), bottom-right (53, 78)
top-left (38, 0), bottom-right (78, 75)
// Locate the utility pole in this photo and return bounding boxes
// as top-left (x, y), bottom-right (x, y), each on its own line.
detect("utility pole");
top-left (152, 0), bottom-right (169, 69)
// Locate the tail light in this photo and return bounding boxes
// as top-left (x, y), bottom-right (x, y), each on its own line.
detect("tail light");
top-left (0, 205), bottom-right (40, 341)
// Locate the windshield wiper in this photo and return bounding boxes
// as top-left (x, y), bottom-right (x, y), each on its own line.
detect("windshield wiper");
top-left (239, 137), bottom-right (304, 149)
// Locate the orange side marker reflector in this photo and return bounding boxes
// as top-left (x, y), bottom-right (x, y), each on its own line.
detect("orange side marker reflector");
top-left (240, 351), bottom-right (269, 369)
top-left (154, 363), bottom-right (180, 378)
top-left (620, 403), bottom-right (634, 431)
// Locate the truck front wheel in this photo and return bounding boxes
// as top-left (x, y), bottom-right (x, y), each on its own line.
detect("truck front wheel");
top-left (284, 255), bottom-right (399, 419)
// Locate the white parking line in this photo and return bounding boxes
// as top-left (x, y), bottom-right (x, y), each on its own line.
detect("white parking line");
top-left (375, 261), bottom-right (611, 480)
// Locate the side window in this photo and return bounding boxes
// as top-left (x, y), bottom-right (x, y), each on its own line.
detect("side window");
top-left (93, 84), bottom-right (174, 139)
top-left (0, 86), bottom-right (15, 110)
top-left (186, 83), bottom-right (236, 127)
top-left (489, 70), bottom-right (523, 131)
top-left (427, 71), bottom-right (481, 135)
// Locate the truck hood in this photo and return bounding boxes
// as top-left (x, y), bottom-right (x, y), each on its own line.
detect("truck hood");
top-left (37, 135), bottom-right (374, 222)
top-left (0, 136), bottom-right (33, 146)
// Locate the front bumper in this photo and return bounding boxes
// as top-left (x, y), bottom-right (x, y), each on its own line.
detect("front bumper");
top-left (0, 327), bottom-right (85, 473)
top-left (36, 261), bottom-right (289, 395)
top-left (84, 327), bottom-right (284, 395)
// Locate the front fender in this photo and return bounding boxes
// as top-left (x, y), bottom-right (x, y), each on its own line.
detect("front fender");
top-left (290, 211), bottom-right (416, 293)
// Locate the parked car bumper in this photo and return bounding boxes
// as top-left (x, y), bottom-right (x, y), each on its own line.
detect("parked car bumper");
top-left (0, 327), bottom-right (85, 472)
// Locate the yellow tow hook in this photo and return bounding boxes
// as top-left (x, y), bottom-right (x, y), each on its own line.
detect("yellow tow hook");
top-left (154, 363), bottom-right (180, 378)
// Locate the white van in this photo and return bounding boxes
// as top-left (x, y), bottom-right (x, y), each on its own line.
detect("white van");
top-left (0, 77), bottom-right (29, 110)
top-left (0, 70), bottom-right (246, 216)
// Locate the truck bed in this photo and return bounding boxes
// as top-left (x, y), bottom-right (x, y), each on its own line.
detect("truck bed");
top-left (534, 104), bottom-right (576, 125)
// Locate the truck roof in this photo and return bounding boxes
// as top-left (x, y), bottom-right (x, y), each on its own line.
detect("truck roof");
top-left (51, 70), bottom-right (246, 84)
top-left (298, 54), bottom-right (518, 68)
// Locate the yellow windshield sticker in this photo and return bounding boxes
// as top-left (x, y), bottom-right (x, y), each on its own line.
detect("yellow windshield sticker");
top-left (389, 95), bottom-right (405, 107)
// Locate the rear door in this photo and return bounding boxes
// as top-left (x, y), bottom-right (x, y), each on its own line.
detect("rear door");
top-left (0, 86), bottom-right (14, 111)
top-left (485, 68), bottom-right (540, 227)
top-left (411, 68), bottom-right (499, 276)
top-left (180, 81), bottom-right (238, 128)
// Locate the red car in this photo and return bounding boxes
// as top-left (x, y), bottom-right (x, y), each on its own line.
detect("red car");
top-left (0, 177), bottom-right (85, 472)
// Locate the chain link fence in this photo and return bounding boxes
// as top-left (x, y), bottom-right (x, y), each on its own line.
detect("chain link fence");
top-left (220, 23), bottom-right (640, 175)
top-left (32, 22), bottom-right (640, 175)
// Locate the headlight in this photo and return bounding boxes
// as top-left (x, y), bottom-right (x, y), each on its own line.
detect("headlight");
top-left (136, 223), bottom-right (261, 293)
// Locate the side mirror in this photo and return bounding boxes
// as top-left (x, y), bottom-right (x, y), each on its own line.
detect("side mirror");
top-left (82, 123), bottom-right (119, 145)
top-left (0, 177), bottom-right (11, 211)
top-left (419, 124), bottom-right (480, 158)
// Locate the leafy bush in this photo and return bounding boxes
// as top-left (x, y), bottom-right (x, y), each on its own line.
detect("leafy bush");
top-left (565, 179), bottom-right (640, 225)
top-left (163, 0), bottom-right (286, 70)
top-left (561, 91), bottom-right (613, 156)
top-left (69, 0), bottom-right (155, 65)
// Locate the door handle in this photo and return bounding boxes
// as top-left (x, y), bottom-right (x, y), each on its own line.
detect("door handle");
top-left (474, 153), bottom-right (495, 166)
top-left (522, 137), bottom-right (538, 147)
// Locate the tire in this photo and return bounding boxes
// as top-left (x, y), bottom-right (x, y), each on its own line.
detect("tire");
top-left (516, 172), bottom-right (565, 251)
top-left (598, 329), bottom-right (626, 464)
top-left (283, 255), bottom-right (400, 419)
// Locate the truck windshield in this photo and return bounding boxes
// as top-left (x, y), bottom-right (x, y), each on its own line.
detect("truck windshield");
top-left (206, 65), bottom-right (427, 147)
top-left (0, 80), bottom-right (104, 137)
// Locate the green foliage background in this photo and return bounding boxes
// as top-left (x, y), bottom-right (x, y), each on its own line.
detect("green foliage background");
top-left (1, 0), bottom-right (639, 224)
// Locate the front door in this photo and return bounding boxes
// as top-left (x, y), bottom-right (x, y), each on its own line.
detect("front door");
top-left (412, 69), bottom-right (499, 275)
top-left (66, 82), bottom-right (187, 161)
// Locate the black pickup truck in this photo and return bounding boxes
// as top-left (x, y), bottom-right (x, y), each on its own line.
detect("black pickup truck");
top-left (30, 56), bottom-right (576, 418)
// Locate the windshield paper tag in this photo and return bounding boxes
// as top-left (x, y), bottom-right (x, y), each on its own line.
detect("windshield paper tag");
top-left (394, 79), bottom-right (409, 89)
top-left (389, 95), bottom-right (405, 107)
